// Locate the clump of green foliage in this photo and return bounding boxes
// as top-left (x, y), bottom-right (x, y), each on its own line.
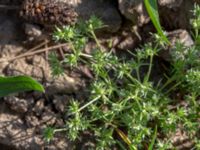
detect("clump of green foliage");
top-left (46, 5), bottom-right (200, 150)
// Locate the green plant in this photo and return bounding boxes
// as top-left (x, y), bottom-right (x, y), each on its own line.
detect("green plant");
top-left (144, 0), bottom-right (170, 44)
top-left (0, 76), bottom-right (44, 97)
top-left (46, 6), bottom-right (200, 150)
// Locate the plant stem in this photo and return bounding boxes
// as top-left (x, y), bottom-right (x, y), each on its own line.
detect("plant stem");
top-left (90, 30), bottom-right (103, 51)
top-left (54, 128), bottom-right (68, 133)
top-left (68, 96), bottom-right (101, 117)
top-left (164, 81), bottom-right (182, 95)
top-left (145, 54), bottom-right (153, 83)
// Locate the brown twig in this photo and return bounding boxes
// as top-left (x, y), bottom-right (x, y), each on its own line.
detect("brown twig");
top-left (58, 47), bottom-right (65, 59)
top-left (0, 43), bottom-right (68, 63)
top-left (28, 40), bottom-right (50, 52)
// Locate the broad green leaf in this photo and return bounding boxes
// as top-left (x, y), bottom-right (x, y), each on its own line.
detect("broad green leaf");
top-left (0, 76), bottom-right (44, 97)
top-left (144, 0), bottom-right (170, 44)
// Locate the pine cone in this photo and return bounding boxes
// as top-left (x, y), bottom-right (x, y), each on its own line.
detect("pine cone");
top-left (20, 0), bottom-right (78, 27)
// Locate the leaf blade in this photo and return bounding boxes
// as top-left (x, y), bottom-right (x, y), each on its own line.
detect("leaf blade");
top-left (148, 126), bottom-right (157, 150)
top-left (144, 0), bottom-right (170, 44)
top-left (0, 76), bottom-right (44, 97)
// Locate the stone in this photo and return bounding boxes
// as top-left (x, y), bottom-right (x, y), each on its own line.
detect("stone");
top-left (25, 113), bottom-right (40, 127)
top-left (20, 0), bottom-right (121, 33)
top-left (40, 106), bottom-right (57, 125)
top-left (73, 0), bottom-right (122, 32)
top-left (53, 95), bottom-right (69, 113)
top-left (158, 29), bottom-right (194, 61)
top-left (24, 23), bottom-right (44, 41)
top-left (4, 96), bottom-right (34, 113)
top-left (158, 0), bottom-right (194, 29)
top-left (118, 0), bottom-right (149, 26)
top-left (170, 129), bottom-right (194, 149)
top-left (32, 99), bottom-right (45, 116)
top-left (118, 0), bottom-right (194, 30)
top-left (6, 55), bottom-right (83, 95)
top-left (158, 0), bottom-right (183, 8)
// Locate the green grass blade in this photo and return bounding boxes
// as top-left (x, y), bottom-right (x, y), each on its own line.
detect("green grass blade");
top-left (0, 76), bottom-right (44, 97)
top-left (148, 126), bottom-right (157, 150)
top-left (144, 0), bottom-right (170, 44)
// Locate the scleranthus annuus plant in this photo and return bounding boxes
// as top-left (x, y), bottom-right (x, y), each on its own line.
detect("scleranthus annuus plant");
top-left (46, 9), bottom-right (200, 149)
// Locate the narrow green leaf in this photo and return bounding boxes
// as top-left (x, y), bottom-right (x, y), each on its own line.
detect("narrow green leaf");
top-left (144, 0), bottom-right (170, 44)
top-left (0, 76), bottom-right (44, 97)
top-left (148, 126), bottom-right (157, 150)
